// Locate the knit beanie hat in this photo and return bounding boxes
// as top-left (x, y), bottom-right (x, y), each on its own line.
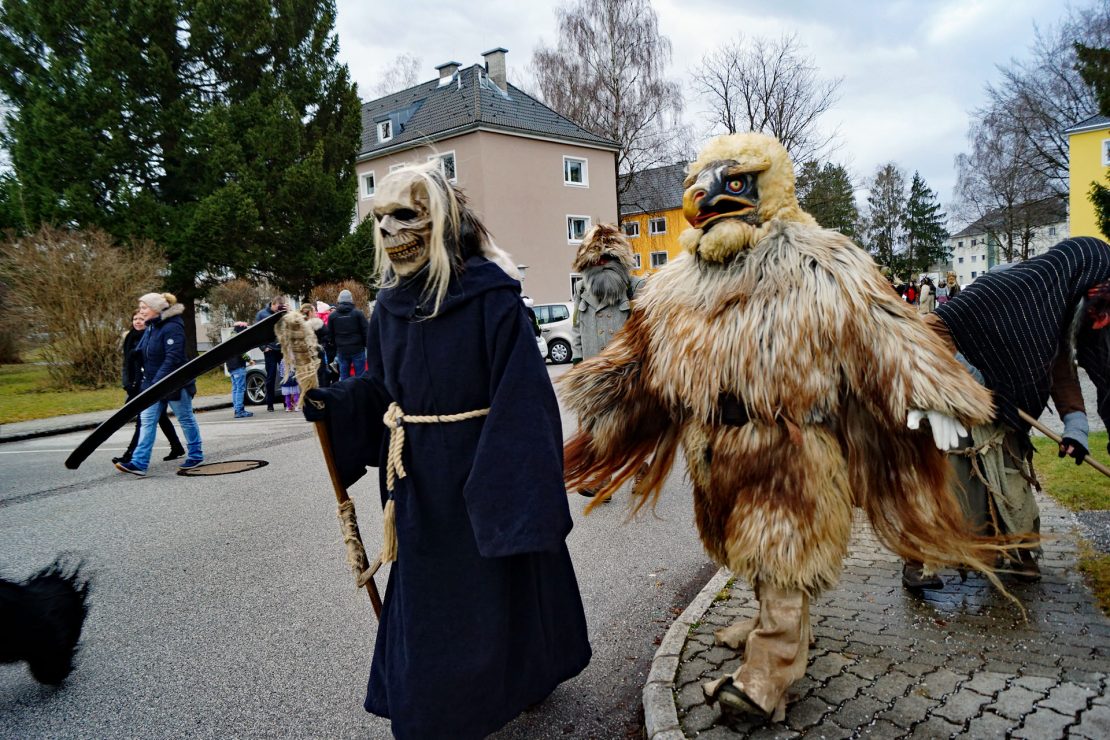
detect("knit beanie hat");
top-left (315, 301), bottom-right (331, 313)
top-left (139, 292), bottom-right (170, 313)
top-left (338, 289), bottom-right (353, 303)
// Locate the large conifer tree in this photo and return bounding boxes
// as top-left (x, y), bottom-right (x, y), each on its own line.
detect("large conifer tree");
top-left (796, 160), bottom-right (860, 240)
top-left (903, 172), bottom-right (949, 276)
top-left (0, 0), bottom-right (364, 354)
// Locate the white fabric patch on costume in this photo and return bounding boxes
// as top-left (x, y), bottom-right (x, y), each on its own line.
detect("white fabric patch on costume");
top-left (166, 338), bottom-right (174, 345)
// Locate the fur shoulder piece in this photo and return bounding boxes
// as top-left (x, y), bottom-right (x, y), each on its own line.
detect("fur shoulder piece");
top-left (161, 303), bottom-right (185, 320)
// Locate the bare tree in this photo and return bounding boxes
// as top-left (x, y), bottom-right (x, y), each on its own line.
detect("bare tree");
top-left (692, 34), bottom-right (842, 163)
top-left (954, 110), bottom-right (1058, 264)
top-left (531, 0), bottom-right (685, 205)
top-left (982, 3), bottom-right (1110, 197)
top-left (371, 53), bottom-right (423, 98)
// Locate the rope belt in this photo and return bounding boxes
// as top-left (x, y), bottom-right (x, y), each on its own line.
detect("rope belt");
top-left (378, 401), bottom-right (490, 563)
top-left (383, 402), bottom-right (491, 491)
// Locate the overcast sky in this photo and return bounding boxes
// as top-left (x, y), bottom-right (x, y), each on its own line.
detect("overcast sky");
top-left (334, 0), bottom-right (1095, 218)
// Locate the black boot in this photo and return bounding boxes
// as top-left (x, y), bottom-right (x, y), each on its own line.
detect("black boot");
top-left (163, 446), bottom-right (185, 462)
top-left (901, 561), bottom-right (944, 590)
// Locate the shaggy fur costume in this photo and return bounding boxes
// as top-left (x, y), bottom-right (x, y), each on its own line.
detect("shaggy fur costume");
top-left (0, 558), bottom-right (90, 685)
top-left (562, 133), bottom-right (1009, 596)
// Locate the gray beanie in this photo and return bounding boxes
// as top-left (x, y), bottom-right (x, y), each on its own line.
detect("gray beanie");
top-left (139, 292), bottom-right (170, 313)
top-left (338, 289), bottom-right (353, 303)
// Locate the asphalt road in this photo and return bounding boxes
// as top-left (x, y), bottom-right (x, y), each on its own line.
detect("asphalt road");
top-left (0, 365), bottom-right (715, 739)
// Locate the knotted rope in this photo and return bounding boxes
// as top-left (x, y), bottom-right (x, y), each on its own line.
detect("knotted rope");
top-left (379, 401), bottom-right (490, 562)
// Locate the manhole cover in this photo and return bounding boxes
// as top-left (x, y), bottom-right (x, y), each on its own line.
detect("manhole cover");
top-left (177, 460), bottom-right (269, 476)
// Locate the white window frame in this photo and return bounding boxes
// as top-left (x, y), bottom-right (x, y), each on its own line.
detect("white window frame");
top-left (428, 150), bottom-right (457, 183)
top-left (567, 215), bottom-right (591, 244)
top-left (570, 273), bottom-right (583, 299)
top-left (1103, 139), bottom-right (1110, 166)
top-left (377, 120), bottom-right (393, 143)
top-left (562, 155), bottom-right (589, 187)
top-left (1048, 226), bottom-right (1057, 236)
top-left (650, 251), bottom-right (668, 269)
top-left (622, 221), bottom-right (640, 238)
top-left (359, 171), bottom-right (376, 199)
top-left (649, 217), bottom-right (667, 235)
top-left (632, 253), bottom-right (642, 269)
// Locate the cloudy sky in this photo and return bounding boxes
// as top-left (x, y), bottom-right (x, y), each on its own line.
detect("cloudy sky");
top-left (334, 0), bottom-right (1093, 217)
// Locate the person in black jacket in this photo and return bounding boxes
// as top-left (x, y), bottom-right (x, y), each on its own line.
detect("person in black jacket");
top-left (327, 289), bottom-right (369, 378)
top-left (255, 296), bottom-right (287, 411)
top-left (112, 312), bottom-right (184, 465)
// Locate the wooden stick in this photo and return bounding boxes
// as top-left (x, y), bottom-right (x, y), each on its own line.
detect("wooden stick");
top-left (1018, 409), bottom-right (1110, 479)
top-left (315, 418), bottom-right (384, 617)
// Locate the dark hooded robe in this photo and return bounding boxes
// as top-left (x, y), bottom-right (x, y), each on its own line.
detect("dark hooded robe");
top-left (306, 256), bottom-right (590, 740)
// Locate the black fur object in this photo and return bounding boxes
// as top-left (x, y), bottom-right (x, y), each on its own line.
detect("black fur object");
top-left (0, 558), bottom-right (90, 685)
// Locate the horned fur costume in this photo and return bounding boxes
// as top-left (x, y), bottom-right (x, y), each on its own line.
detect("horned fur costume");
top-left (561, 133), bottom-right (1011, 720)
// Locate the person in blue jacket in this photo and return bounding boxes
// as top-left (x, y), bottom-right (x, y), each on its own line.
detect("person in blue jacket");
top-left (114, 292), bottom-right (203, 475)
top-left (304, 163), bottom-right (590, 739)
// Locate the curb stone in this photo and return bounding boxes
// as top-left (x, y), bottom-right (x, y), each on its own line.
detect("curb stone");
top-left (644, 567), bottom-right (733, 739)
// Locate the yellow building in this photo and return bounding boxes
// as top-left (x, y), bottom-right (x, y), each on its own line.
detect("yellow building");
top-left (618, 163), bottom-right (688, 278)
top-left (1065, 114), bottom-right (1110, 239)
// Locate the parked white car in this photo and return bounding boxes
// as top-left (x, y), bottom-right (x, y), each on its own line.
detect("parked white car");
top-left (534, 302), bottom-right (576, 364)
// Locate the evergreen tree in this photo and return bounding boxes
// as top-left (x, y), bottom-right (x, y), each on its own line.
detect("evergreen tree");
top-left (1077, 42), bottom-right (1110, 239)
top-left (863, 163), bottom-right (907, 273)
top-left (0, 0), bottom-right (364, 355)
top-left (902, 172), bottom-right (949, 276)
top-left (796, 160), bottom-right (860, 240)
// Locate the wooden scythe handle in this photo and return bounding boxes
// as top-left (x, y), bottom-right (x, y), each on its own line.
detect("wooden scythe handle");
top-left (1017, 409), bottom-right (1110, 479)
top-left (314, 418), bottom-right (383, 617)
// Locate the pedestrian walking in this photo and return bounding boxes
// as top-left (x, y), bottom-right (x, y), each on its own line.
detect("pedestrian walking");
top-left (278, 357), bottom-right (299, 411)
top-left (113, 312), bottom-right (186, 464)
top-left (327, 289), bottom-right (368, 378)
top-left (918, 276), bottom-right (937, 314)
top-left (255, 296), bottom-right (287, 412)
top-left (114, 292), bottom-right (203, 476)
top-left (227, 322), bottom-right (253, 418)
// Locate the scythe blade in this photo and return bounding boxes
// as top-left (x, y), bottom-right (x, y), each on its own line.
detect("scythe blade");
top-left (64, 310), bottom-right (287, 470)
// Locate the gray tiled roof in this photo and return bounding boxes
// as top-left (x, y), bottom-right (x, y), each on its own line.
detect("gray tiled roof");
top-left (618, 162), bottom-right (689, 216)
top-left (950, 197), bottom-right (1067, 238)
top-left (359, 65), bottom-right (618, 158)
top-left (1063, 114), bottom-right (1110, 135)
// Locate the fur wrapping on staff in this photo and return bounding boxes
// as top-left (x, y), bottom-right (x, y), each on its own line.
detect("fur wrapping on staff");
top-left (562, 192), bottom-right (1020, 598)
top-left (0, 557), bottom-right (91, 685)
top-left (275, 312), bottom-right (322, 407)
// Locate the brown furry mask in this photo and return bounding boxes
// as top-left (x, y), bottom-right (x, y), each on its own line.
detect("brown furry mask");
top-left (572, 223), bottom-right (635, 273)
top-left (678, 133), bottom-right (815, 263)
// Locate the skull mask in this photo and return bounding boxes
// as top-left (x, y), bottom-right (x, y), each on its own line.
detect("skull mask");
top-left (373, 170), bottom-right (435, 277)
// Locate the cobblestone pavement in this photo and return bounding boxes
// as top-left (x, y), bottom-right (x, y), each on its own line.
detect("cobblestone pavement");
top-left (649, 493), bottom-right (1109, 739)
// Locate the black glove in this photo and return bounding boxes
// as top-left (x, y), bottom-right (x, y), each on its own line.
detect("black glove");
top-left (572, 357), bottom-right (583, 365)
top-left (302, 387), bottom-right (329, 422)
top-left (1059, 437), bottom-right (1089, 465)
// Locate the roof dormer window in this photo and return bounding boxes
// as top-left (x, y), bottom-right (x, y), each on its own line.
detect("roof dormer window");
top-left (377, 120), bottom-right (393, 143)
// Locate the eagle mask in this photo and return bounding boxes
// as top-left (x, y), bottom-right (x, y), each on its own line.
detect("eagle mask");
top-left (679, 133), bottom-right (815, 263)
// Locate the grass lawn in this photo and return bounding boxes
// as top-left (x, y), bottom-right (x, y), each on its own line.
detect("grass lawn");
top-left (1031, 431), bottom-right (1110, 511)
top-left (0, 363), bottom-right (230, 424)
top-left (1032, 430), bottom-right (1110, 616)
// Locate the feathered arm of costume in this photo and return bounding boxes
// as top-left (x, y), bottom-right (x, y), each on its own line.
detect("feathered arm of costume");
top-left (832, 242), bottom-right (995, 431)
top-left (821, 238), bottom-right (1026, 588)
top-left (560, 309), bottom-right (681, 510)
